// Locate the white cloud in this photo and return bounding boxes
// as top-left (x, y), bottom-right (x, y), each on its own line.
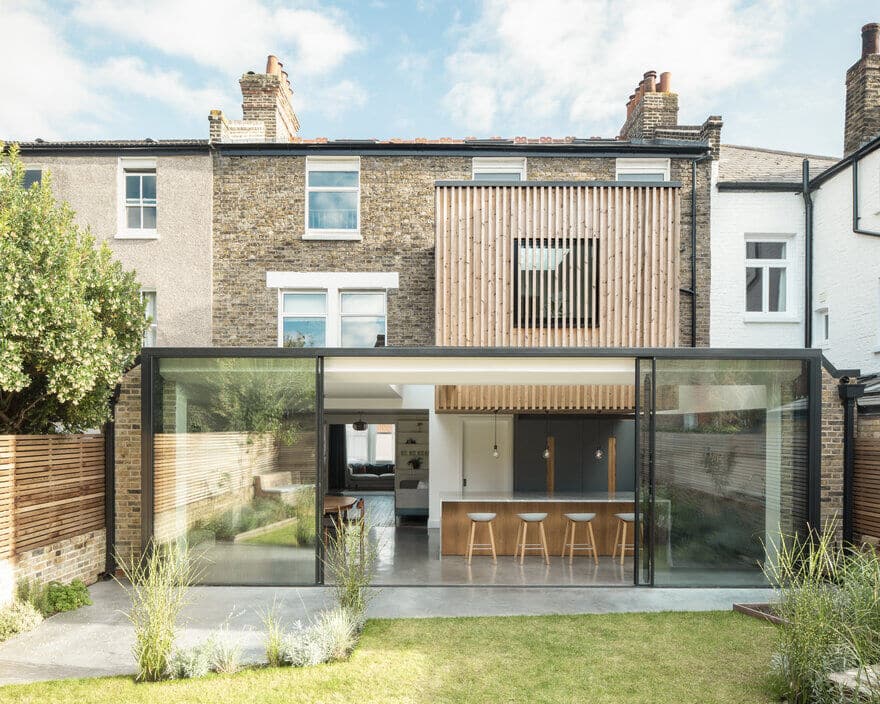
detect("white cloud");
top-left (298, 80), bottom-right (368, 121)
top-left (71, 0), bottom-right (362, 76)
top-left (443, 0), bottom-right (806, 135)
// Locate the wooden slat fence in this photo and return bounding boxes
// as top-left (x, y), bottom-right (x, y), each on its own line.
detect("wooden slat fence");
top-left (0, 434), bottom-right (105, 557)
top-left (854, 438), bottom-right (880, 540)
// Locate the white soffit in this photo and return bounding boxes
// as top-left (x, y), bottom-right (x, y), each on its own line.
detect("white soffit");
top-left (323, 356), bottom-right (636, 386)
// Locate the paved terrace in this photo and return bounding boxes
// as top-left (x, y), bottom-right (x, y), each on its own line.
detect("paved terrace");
top-left (0, 579), bottom-right (772, 686)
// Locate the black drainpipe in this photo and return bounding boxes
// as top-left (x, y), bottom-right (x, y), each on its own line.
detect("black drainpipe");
top-left (839, 380), bottom-right (866, 545)
top-left (852, 156), bottom-right (880, 237)
top-left (802, 160), bottom-right (813, 348)
top-left (103, 383), bottom-right (122, 577)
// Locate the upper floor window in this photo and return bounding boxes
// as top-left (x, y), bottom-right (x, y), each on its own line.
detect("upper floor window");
top-left (141, 290), bottom-right (157, 346)
top-left (117, 157), bottom-right (157, 238)
top-left (305, 157), bottom-right (360, 240)
top-left (280, 289), bottom-right (387, 347)
top-left (340, 292), bottom-right (386, 347)
top-left (23, 169), bottom-right (42, 188)
top-left (281, 292), bottom-right (327, 347)
top-left (615, 158), bottom-right (670, 182)
top-left (513, 238), bottom-right (597, 327)
top-left (473, 157), bottom-right (526, 181)
top-left (745, 239), bottom-right (789, 314)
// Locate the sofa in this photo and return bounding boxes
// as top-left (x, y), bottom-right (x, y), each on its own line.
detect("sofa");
top-left (346, 462), bottom-right (395, 491)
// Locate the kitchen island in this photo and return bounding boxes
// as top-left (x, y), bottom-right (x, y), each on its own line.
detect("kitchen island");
top-left (440, 492), bottom-right (636, 557)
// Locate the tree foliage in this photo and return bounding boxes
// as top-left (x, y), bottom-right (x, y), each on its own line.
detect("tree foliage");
top-left (0, 144), bottom-right (146, 433)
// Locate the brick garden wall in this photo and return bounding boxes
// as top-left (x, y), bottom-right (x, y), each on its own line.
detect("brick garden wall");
top-left (114, 366), bottom-right (143, 566)
top-left (821, 367), bottom-right (845, 536)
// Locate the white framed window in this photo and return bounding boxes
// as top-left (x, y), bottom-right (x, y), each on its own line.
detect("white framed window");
top-left (814, 307), bottom-right (830, 348)
top-left (304, 156), bottom-right (360, 240)
top-left (141, 290), bottom-right (157, 346)
top-left (340, 291), bottom-right (387, 347)
top-left (117, 157), bottom-right (157, 238)
top-left (346, 423), bottom-right (395, 466)
top-left (281, 292), bottom-right (327, 347)
top-left (472, 157), bottom-right (526, 181)
top-left (615, 157), bottom-right (670, 182)
top-left (23, 168), bottom-right (42, 189)
top-left (744, 236), bottom-right (794, 320)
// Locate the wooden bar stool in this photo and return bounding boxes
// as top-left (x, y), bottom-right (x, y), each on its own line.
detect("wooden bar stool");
top-left (514, 512), bottom-right (550, 565)
top-left (561, 512), bottom-right (599, 565)
top-left (465, 512), bottom-right (497, 564)
top-left (613, 512), bottom-right (636, 566)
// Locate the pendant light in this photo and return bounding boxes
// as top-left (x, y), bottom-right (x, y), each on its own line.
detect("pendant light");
top-left (491, 410), bottom-right (500, 458)
top-left (542, 413), bottom-right (551, 459)
top-left (352, 412), bottom-right (367, 432)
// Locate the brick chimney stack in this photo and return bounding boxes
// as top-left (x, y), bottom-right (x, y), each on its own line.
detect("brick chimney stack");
top-left (620, 70), bottom-right (678, 140)
top-left (209, 55), bottom-right (300, 143)
top-left (844, 23), bottom-right (880, 155)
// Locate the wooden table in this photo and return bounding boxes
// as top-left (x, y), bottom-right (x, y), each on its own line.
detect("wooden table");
top-left (323, 495), bottom-right (359, 515)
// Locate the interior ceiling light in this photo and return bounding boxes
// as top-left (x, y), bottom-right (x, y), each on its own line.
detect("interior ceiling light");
top-left (353, 412), bottom-right (367, 432)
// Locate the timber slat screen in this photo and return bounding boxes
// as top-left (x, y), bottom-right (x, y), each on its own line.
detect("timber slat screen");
top-left (0, 435), bottom-right (105, 556)
top-left (854, 438), bottom-right (880, 541)
top-left (434, 184), bottom-right (679, 412)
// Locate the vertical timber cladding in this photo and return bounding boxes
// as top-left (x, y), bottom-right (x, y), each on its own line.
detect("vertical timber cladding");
top-left (435, 184), bottom-right (681, 412)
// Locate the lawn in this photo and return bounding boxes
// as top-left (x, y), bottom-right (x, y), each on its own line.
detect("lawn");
top-left (239, 522), bottom-right (300, 547)
top-left (3, 611), bottom-right (775, 704)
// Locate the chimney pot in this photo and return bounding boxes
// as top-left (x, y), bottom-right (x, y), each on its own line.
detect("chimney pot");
top-left (862, 23), bottom-right (880, 58)
top-left (266, 55), bottom-right (280, 75)
top-left (658, 72), bottom-right (671, 92)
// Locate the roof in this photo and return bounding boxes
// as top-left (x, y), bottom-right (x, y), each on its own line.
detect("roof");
top-left (719, 144), bottom-right (839, 183)
top-left (7, 139), bottom-right (210, 155)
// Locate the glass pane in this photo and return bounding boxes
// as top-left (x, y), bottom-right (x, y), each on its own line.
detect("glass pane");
top-left (282, 318), bottom-right (326, 347)
top-left (769, 267), bottom-right (786, 312)
top-left (308, 191), bottom-right (358, 230)
top-left (154, 357), bottom-right (319, 586)
top-left (617, 172), bottom-right (666, 182)
top-left (637, 358), bottom-right (654, 586)
top-left (142, 206), bottom-right (157, 230)
top-left (126, 206), bottom-right (141, 229)
top-left (473, 171), bottom-right (522, 181)
top-left (142, 291), bottom-right (156, 318)
top-left (650, 358), bottom-right (810, 587)
top-left (340, 292), bottom-right (384, 315)
top-left (746, 242), bottom-right (785, 259)
top-left (141, 174), bottom-right (157, 200)
top-left (125, 174), bottom-right (140, 200)
top-left (340, 316), bottom-right (385, 347)
top-left (308, 170), bottom-right (358, 187)
top-left (515, 239), bottom-right (591, 326)
top-left (23, 169), bottom-right (42, 188)
top-left (745, 267), bottom-right (763, 312)
top-left (282, 293), bottom-right (326, 315)
top-left (143, 325), bottom-right (157, 347)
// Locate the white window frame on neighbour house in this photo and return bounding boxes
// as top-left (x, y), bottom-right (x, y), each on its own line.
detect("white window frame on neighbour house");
top-left (304, 156), bottom-right (361, 241)
top-left (743, 235), bottom-right (796, 322)
top-left (269, 271), bottom-right (399, 347)
top-left (22, 168), bottom-right (42, 189)
top-left (615, 157), bottom-right (671, 182)
top-left (141, 290), bottom-right (157, 346)
top-left (117, 157), bottom-right (158, 239)
top-left (814, 307), bottom-right (830, 349)
top-left (472, 157), bottom-right (527, 181)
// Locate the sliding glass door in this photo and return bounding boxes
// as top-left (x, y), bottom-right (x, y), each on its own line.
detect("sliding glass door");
top-left (636, 357), bottom-right (813, 587)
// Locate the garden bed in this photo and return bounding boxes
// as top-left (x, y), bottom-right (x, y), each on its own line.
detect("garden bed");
top-left (232, 517), bottom-right (299, 543)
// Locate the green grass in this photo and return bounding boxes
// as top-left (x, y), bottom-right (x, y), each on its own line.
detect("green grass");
top-left (2, 611), bottom-right (775, 704)
top-left (239, 523), bottom-right (300, 547)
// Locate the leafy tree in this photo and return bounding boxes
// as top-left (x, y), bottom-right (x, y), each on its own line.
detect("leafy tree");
top-left (0, 144), bottom-right (146, 433)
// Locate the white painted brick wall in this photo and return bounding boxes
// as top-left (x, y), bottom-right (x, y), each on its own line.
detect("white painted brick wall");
top-left (813, 147), bottom-right (880, 374)
top-left (710, 162), bottom-right (806, 348)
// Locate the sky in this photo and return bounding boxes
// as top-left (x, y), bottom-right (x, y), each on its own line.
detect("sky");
top-left (1, 0), bottom-right (878, 157)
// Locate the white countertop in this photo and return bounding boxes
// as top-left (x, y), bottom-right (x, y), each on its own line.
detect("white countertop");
top-left (440, 491), bottom-right (636, 503)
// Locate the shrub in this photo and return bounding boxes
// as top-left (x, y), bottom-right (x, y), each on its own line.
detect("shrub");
top-left (0, 601), bottom-right (43, 642)
top-left (115, 541), bottom-right (200, 682)
top-left (261, 603), bottom-right (286, 668)
top-left (210, 625), bottom-right (243, 675)
top-left (281, 621), bottom-right (328, 668)
top-left (16, 579), bottom-right (50, 616)
top-left (167, 641), bottom-right (214, 680)
top-left (323, 515), bottom-right (379, 618)
top-left (16, 578), bottom-right (93, 617)
top-left (313, 608), bottom-right (358, 662)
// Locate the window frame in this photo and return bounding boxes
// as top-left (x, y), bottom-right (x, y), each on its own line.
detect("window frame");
top-left (814, 306), bottom-right (830, 349)
top-left (615, 157), bottom-right (670, 182)
top-left (117, 157), bottom-right (158, 239)
top-left (140, 290), bottom-right (157, 347)
top-left (742, 234), bottom-right (797, 322)
top-left (472, 157), bottom-right (527, 181)
top-left (22, 167), bottom-right (42, 189)
top-left (304, 156), bottom-right (361, 241)
top-left (339, 290), bottom-right (388, 348)
top-left (512, 236), bottom-right (598, 328)
top-left (279, 290), bottom-right (329, 348)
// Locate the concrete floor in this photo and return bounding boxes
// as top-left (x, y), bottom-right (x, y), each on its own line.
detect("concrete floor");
top-left (0, 579), bottom-right (773, 686)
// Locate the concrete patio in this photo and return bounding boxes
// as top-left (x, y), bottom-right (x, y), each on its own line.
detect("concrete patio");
top-left (0, 579), bottom-right (773, 686)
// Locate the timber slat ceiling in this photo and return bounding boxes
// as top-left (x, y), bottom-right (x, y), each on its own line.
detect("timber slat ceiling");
top-left (434, 184), bottom-right (679, 412)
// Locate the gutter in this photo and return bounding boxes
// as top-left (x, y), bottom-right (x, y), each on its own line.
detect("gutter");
top-left (803, 160), bottom-right (814, 347)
